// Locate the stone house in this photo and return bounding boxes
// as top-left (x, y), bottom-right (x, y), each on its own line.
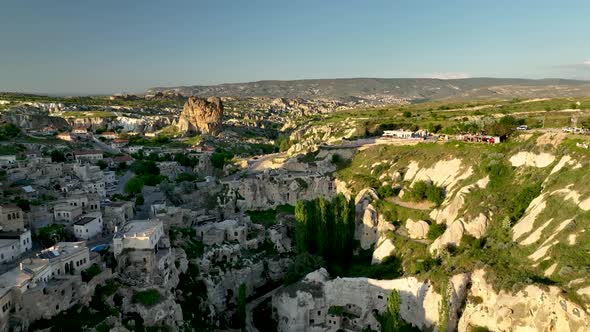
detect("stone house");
top-left (150, 201), bottom-right (167, 218)
top-left (53, 202), bottom-right (83, 224)
top-left (27, 204), bottom-right (54, 231)
top-left (41, 163), bottom-right (63, 179)
top-left (64, 192), bottom-right (100, 213)
top-left (73, 212), bottom-right (103, 240)
top-left (196, 219), bottom-right (248, 246)
top-left (0, 242), bottom-right (94, 330)
top-left (37, 242), bottom-right (91, 276)
top-left (151, 206), bottom-right (185, 229)
top-left (69, 164), bottom-right (103, 182)
top-left (157, 161), bottom-right (182, 181)
top-left (111, 155), bottom-right (134, 167)
top-left (0, 230), bottom-right (32, 264)
top-left (0, 205), bottom-right (25, 232)
top-left (112, 220), bottom-right (171, 286)
top-left (73, 150), bottom-right (103, 163)
top-left (81, 180), bottom-right (106, 198)
top-left (103, 201), bottom-right (134, 232)
top-left (112, 219), bottom-right (164, 257)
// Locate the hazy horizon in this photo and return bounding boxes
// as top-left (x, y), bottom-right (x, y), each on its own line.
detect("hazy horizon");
top-left (2, 76), bottom-right (590, 97)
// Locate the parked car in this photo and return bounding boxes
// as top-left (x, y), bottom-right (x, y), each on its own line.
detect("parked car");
top-left (516, 125), bottom-right (528, 130)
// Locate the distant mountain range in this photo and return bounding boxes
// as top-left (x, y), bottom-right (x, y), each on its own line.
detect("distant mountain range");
top-left (147, 77), bottom-right (590, 101)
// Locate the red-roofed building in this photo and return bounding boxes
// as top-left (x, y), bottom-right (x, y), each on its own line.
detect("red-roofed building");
top-left (112, 155), bottom-right (133, 166)
top-left (111, 139), bottom-right (129, 149)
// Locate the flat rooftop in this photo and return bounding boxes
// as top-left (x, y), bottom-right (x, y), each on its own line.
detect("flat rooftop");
top-left (38, 241), bottom-right (88, 259)
top-left (0, 230), bottom-right (28, 239)
top-left (0, 267), bottom-right (31, 298)
top-left (0, 238), bottom-right (18, 249)
top-left (74, 217), bottom-right (96, 226)
top-left (115, 220), bottom-right (161, 239)
top-left (54, 202), bottom-right (81, 211)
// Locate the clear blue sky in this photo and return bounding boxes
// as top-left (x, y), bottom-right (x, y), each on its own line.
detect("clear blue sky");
top-left (1, 0), bottom-right (589, 94)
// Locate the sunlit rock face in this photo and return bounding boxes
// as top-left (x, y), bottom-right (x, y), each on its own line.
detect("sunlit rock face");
top-left (178, 96), bottom-right (224, 136)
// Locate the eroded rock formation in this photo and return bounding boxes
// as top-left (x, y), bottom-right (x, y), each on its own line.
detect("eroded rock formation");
top-left (273, 268), bottom-right (470, 332)
top-left (178, 96), bottom-right (223, 135)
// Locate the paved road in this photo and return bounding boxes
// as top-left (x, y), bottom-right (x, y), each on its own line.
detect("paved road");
top-left (246, 152), bottom-right (285, 173)
top-left (245, 285), bottom-right (284, 332)
top-left (90, 135), bottom-right (120, 154)
top-left (241, 138), bottom-right (424, 176)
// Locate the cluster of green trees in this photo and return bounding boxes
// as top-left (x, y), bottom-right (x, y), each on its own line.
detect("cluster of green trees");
top-left (484, 115), bottom-right (524, 137)
top-left (36, 224), bottom-right (70, 247)
top-left (132, 289), bottom-right (161, 307)
top-left (211, 149), bottom-right (234, 169)
top-left (124, 160), bottom-right (166, 194)
top-left (294, 194), bottom-right (356, 265)
top-left (381, 290), bottom-right (401, 331)
top-left (406, 180), bottom-right (446, 206)
top-left (175, 172), bottom-right (198, 183)
top-left (0, 123), bottom-right (20, 140)
top-left (236, 283), bottom-right (247, 329)
top-left (377, 185), bottom-right (398, 198)
top-left (49, 150), bottom-right (66, 162)
top-left (440, 115), bottom-right (524, 136)
top-left (127, 134), bottom-right (171, 146)
top-left (131, 150), bottom-right (199, 167)
top-left (378, 289), bottom-right (421, 332)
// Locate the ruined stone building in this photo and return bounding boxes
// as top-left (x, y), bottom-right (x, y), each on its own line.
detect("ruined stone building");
top-left (103, 201), bottom-right (134, 232)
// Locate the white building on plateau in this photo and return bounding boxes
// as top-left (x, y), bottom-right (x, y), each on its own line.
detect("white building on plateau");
top-left (113, 219), bottom-right (164, 257)
top-left (382, 130), bottom-right (415, 139)
top-left (73, 212), bottom-right (103, 240)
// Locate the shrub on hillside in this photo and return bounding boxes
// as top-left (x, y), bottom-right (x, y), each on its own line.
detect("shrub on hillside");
top-left (378, 185), bottom-right (397, 198)
top-left (81, 264), bottom-right (102, 282)
top-left (509, 183), bottom-right (542, 224)
top-left (132, 289), bottom-right (161, 307)
top-left (427, 223), bottom-right (446, 240)
top-left (407, 180), bottom-right (445, 206)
